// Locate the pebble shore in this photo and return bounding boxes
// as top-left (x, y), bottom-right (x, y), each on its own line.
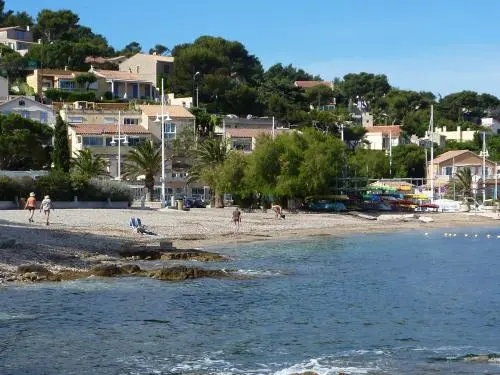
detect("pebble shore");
top-left (0, 207), bottom-right (497, 283)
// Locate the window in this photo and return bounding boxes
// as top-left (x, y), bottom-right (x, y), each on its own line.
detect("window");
top-left (136, 65), bottom-right (140, 74)
top-left (19, 110), bottom-right (29, 119)
top-left (104, 117), bottom-right (117, 124)
top-left (82, 136), bottom-right (103, 147)
top-left (163, 64), bottom-right (170, 74)
top-left (68, 116), bottom-right (84, 124)
top-left (123, 118), bottom-right (139, 125)
top-left (15, 30), bottom-right (24, 40)
top-left (164, 122), bottom-right (176, 139)
top-left (59, 80), bottom-right (76, 90)
top-left (232, 138), bottom-right (252, 151)
top-left (40, 112), bottom-right (48, 123)
top-left (127, 137), bottom-right (147, 146)
top-left (18, 100), bottom-right (25, 106)
top-left (443, 166), bottom-right (453, 176)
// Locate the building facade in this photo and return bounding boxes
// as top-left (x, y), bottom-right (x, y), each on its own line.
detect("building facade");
top-left (0, 26), bottom-right (34, 56)
top-left (363, 125), bottom-right (402, 151)
top-left (118, 53), bottom-right (174, 92)
top-left (0, 96), bottom-right (55, 126)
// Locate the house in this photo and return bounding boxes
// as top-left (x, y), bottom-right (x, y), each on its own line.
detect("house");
top-left (118, 53), bottom-right (174, 91)
top-left (0, 26), bottom-right (34, 56)
top-left (0, 96), bottom-right (55, 126)
top-left (0, 76), bottom-right (8, 101)
top-left (429, 150), bottom-right (497, 198)
top-left (294, 81), bottom-right (334, 90)
top-left (90, 68), bottom-right (156, 100)
top-left (481, 117), bottom-right (500, 135)
top-left (138, 104), bottom-right (200, 197)
top-left (59, 101), bottom-right (142, 126)
top-left (167, 93), bottom-right (192, 108)
top-left (434, 126), bottom-right (476, 143)
top-left (363, 125), bottom-right (402, 151)
top-left (67, 123), bottom-right (152, 179)
top-left (224, 127), bottom-right (292, 152)
top-left (26, 69), bottom-right (89, 95)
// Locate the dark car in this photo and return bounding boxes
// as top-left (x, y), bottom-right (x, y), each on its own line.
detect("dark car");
top-left (183, 198), bottom-right (206, 208)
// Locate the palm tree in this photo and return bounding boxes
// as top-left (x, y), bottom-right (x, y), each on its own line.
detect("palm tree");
top-left (71, 149), bottom-right (108, 178)
top-left (189, 137), bottom-right (230, 208)
top-left (124, 141), bottom-right (161, 200)
top-left (455, 168), bottom-right (472, 199)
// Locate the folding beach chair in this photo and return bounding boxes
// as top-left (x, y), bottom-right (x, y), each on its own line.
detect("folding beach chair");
top-left (129, 217), bottom-right (157, 235)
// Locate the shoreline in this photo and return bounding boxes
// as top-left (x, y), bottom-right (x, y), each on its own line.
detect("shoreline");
top-left (0, 208), bottom-right (499, 284)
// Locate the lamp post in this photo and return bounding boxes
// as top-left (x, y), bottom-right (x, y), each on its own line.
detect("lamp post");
top-left (193, 71), bottom-right (200, 107)
top-left (429, 104), bottom-right (435, 203)
top-left (385, 130), bottom-right (393, 177)
top-left (154, 78), bottom-right (171, 206)
top-left (110, 111), bottom-right (128, 180)
top-left (479, 131), bottom-right (489, 202)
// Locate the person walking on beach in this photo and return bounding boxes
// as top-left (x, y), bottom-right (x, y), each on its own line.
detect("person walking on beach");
top-left (232, 207), bottom-right (241, 232)
top-left (40, 195), bottom-right (53, 226)
top-left (271, 203), bottom-right (285, 219)
top-left (24, 192), bottom-right (37, 223)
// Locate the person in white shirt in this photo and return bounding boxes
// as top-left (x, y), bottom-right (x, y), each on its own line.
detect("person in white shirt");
top-left (40, 195), bottom-right (53, 226)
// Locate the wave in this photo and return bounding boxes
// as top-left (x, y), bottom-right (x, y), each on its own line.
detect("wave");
top-left (430, 353), bottom-right (500, 363)
top-left (273, 357), bottom-right (378, 375)
top-left (226, 269), bottom-right (285, 277)
top-left (0, 312), bottom-right (38, 321)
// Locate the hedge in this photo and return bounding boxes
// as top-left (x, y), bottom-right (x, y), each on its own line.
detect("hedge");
top-left (0, 173), bottom-right (132, 203)
top-left (45, 89), bottom-right (96, 103)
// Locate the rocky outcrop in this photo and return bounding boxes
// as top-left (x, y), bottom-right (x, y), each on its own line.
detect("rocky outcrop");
top-left (148, 266), bottom-right (229, 281)
top-left (119, 246), bottom-right (228, 262)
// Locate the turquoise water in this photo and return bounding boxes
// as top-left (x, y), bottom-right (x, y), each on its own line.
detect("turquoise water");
top-left (1, 228), bottom-right (500, 374)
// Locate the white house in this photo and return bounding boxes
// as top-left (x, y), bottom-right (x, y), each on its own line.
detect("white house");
top-left (0, 26), bottom-right (34, 56)
top-left (0, 96), bottom-right (55, 127)
top-left (481, 117), bottom-right (500, 135)
top-left (363, 125), bottom-right (402, 151)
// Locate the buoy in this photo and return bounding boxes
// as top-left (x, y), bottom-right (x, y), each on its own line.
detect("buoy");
top-left (474, 234), bottom-right (479, 238)
top-left (444, 233), bottom-right (448, 237)
top-left (497, 235), bottom-right (500, 239)
top-left (453, 233), bottom-right (457, 237)
top-left (486, 234), bottom-right (491, 238)
top-left (465, 234), bottom-right (469, 237)
top-left (424, 232), bottom-right (429, 236)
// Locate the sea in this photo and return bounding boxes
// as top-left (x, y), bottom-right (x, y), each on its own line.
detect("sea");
top-left (1, 227), bottom-right (500, 375)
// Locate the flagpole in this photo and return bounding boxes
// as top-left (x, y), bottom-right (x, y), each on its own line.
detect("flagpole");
top-left (430, 105), bottom-right (434, 203)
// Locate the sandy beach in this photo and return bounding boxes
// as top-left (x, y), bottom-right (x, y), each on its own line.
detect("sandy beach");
top-left (0, 207), bottom-right (498, 282)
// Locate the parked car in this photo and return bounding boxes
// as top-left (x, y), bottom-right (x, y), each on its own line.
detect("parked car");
top-left (183, 197), bottom-right (206, 208)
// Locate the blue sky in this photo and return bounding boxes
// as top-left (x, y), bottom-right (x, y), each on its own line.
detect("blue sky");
top-left (9, 0), bottom-right (500, 97)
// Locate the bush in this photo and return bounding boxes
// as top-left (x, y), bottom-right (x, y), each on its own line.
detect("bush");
top-left (0, 176), bottom-right (20, 201)
top-left (89, 179), bottom-right (132, 202)
top-left (35, 171), bottom-right (74, 201)
top-left (44, 89), bottom-right (96, 103)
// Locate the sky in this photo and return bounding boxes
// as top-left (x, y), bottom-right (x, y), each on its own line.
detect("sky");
top-left (9, 0), bottom-right (500, 97)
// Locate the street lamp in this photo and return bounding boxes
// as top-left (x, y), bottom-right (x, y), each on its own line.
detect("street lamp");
top-left (153, 78), bottom-right (171, 206)
top-left (479, 131), bottom-right (489, 202)
top-left (193, 71), bottom-right (200, 107)
top-left (109, 111), bottom-right (128, 180)
top-left (385, 130), bottom-right (392, 177)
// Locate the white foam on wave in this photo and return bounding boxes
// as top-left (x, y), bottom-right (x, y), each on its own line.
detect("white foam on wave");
top-left (233, 269), bottom-right (283, 277)
top-left (273, 357), bottom-right (377, 375)
top-left (0, 312), bottom-right (38, 321)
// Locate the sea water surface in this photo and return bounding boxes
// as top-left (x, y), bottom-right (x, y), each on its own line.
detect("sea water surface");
top-left (1, 228), bottom-right (500, 374)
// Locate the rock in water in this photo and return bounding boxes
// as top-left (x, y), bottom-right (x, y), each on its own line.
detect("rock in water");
top-left (149, 266), bottom-right (227, 281)
top-left (90, 264), bottom-right (123, 277)
top-left (17, 264), bottom-right (52, 276)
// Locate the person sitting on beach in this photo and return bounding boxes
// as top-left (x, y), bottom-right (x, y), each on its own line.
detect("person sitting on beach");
top-left (40, 195), bottom-right (53, 226)
top-left (271, 204), bottom-right (285, 219)
top-left (25, 192), bottom-right (37, 223)
top-left (232, 207), bottom-right (241, 232)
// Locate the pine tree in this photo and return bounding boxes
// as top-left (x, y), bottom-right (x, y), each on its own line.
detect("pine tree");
top-left (52, 114), bottom-right (70, 172)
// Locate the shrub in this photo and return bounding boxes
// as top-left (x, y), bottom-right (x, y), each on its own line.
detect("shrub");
top-left (44, 89), bottom-right (96, 103)
top-left (103, 91), bottom-right (113, 100)
top-left (0, 176), bottom-right (20, 200)
top-left (35, 171), bottom-right (74, 201)
top-left (89, 179), bottom-right (132, 202)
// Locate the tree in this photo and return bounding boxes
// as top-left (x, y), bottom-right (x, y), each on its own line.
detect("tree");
top-left (338, 72), bottom-right (391, 104)
top-left (121, 41), bottom-right (142, 56)
top-left (0, 114), bottom-right (53, 170)
top-left (0, 45), bottom-right (26, 80)
top-left (349, 149), bottom-right (390, 179)
top-left (52, 115), bottom-right (71, 172)
top-left (455, 168), bottom-right (472, 199)
top-left (305, 85), bottom-right (335, 108)
top-left (391, 144), bottom-right (426, 178)
top-left (189, 137), bottom-right (231, 207)
top-left (0, 1), bottom-right (33, 27)
top-left (71, 149), bottom-right (108, 179)
top-left (34, 9), bottom-right (80, 42)
top-left (149, 44), bottom-right (170, 56)
top-left (124, 141), bottom-right (161, 200)
top-left (75, 72), bottom-right (97, 90)
top-left (438, 91), bottom-right (500, 123)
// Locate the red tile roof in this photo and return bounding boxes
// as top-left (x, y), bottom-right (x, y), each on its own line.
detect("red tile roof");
top-left (294, 81), bottom-right (333, 89)
top-left (70, 124), bottom-right (150, 135)
top-left (365, 125), bottom-right (401, 137)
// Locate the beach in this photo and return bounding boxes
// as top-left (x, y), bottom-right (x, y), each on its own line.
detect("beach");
top-left (0, 207), bottom-right (498, 282)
